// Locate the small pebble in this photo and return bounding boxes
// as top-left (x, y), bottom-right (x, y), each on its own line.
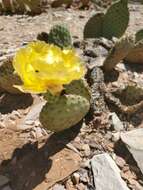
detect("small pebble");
top-left (72, 173), bottom-right (80, 185)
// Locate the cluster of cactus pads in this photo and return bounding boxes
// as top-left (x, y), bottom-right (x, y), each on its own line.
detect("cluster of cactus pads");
top-left (38, 26), bottom-right (90, 131)
top-left (83, 0), bottom-right (143, 70)
top-left (0, 25), bottom-right (90, 132)
top-left (0, 0), bottom-right (42, 14)
top-left (84, 0), bottom-right (129, 40)
top-left (40, 80), bottom-right (90, 132)
top-left (103, 28), bottom-right (143, 72)
top-left (125, 29), bottom-right (143, 64)
top-left (38, 25), bottom-right (72, 49)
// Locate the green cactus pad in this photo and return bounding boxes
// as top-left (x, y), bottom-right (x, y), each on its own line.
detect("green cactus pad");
top-left (40, 94), bottom-right (90, 132)
top-left (135, 29), bottom-right (143, 42)
top-left (0, 57), bottom-right (22, 94)
top-left (48, 25), bottom-right (72, 49)
top-left (103, 35), bottom-right (135, 72)
top-left (102, 0), bottom-right (129, 39)
top-left (125, 29), bottom-right (143, 64)
top-left (84, 13), bottom-right (104, 39)
top-left (125, 40), bottom-right (143, 64)
top-left (64, 79), bottom-right (91, 101)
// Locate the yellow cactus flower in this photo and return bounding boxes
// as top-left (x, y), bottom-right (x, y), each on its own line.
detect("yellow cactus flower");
top-left (13, 41), bottom-right (86, 95)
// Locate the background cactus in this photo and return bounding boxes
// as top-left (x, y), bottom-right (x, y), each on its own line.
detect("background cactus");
top-left (125, 29), bottom-right (143, 64)
top-left (84, 0), bottom-right (129, 40)
top-left (102, 0), bottom-right (129, 39)
top-left (40, 79), bottom-right (91, 132)
top-left (0, 57), bottom-right (22, 94)
top-left (125, 40), bottom-right (143, 64)
top-left (37, 25), bottom-right (72, 49)
top-left (0, 0), bottom-right (42, 14)
top-left (103, 35), bottom-right (135, 72)
top-left (135, 29), bottom-right (143, 42)
top-left (84, 13), bottom-right (104, 39)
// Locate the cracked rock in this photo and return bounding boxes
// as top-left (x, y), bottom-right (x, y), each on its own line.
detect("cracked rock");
top-left (91, 153), bottom-right (130, 190)
top-left (121, 128), bottom-right (143, 175)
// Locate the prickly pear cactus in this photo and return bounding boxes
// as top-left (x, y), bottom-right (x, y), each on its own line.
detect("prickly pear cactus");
top-left (102, 0), bottom-right (129, 39)
top-left (0, 0), bottom-right (41, 14)
top-left (84, 0), bottom-right (129, 40)
top-left (84, 13), bottom-right (104, 39)
top-left (91, 0), bottom-right (113, 8)
top-left (135, 29), bottom-right (143, 42)
top-left (125, 29), bottom-right (143, 64)
top-left (40, 94), bottom-right (90, 132)
top-left (40, 79), bottom-right (91, 132)
top-left (103, 35), bottom-right (135, 72)
top-left (0, 57), bottom-right (22, 94)
top-left (64, 79), bottom-right (91, 101)
top-left (125, 40), bottom-right (143, 64)
top-left (48, 25), bottom-right (72, 49)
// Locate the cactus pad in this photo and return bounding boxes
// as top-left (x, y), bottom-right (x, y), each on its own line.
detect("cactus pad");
top-left (103, 35), bottom-right (135, 72)
top-left (40, 94), bottom-right (90, 132)
top-left (64, 79), bottom-right (91, 101)
top-left (102, 0), bottom-right (129, 39)
top-left (84, 0), bottom-right (129, 40)
top-left (125, 40), bottom-right (143, 64)
top-left (135, 29), bottom-right (143, 42)
top-left (48, 25), bottom-right (72, 48)
top-left (84, 13), bottom-right (104, 39)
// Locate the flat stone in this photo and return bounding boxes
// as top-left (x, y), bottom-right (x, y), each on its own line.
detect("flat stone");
top-left (72, 173), bottom-right (80, 185)
top-left (18, 101), bottom-right (46, 130)
top-left (0, 175), bottom-right (9, 187)
top-left (121, 128), bottom-right (143, 175)
top-left (52, 184), bottom-right (66, 190)
top-left (112, 132), bottom-right (121, 142)
top-left (91, 153), bottom-right (130, 190)
top-left (110, 113), bottom-right (124, 132)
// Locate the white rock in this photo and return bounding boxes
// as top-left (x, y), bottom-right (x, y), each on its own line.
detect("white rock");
top-left (110, 113), bottom-right (124, 132)
top-left (72, 173), bottom-right (80, 184)
top-left (52, 184), bottom-right (66, 190)
top-left (81, 144), bottom-right (91, 157)
top-left (35, 127), bottom-right (43, 138)
top-left (112, 132), bottom-right (121, 142)
top-left (0, 121), bottom-right (5, 128)
top-left (18, 102), bottom-right (46, 130)
top-left (91, 153), bottom-right (129, 190)
top-left (0, 175), bottom-right (9, 187)
top-left (121, 128), bottom-right (143, 175)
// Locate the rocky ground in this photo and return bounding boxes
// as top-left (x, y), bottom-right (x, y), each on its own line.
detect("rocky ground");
top-left (0, 1), bottom-right (143, 190)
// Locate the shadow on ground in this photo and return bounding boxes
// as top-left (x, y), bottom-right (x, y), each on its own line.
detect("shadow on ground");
top-left (0, 93), bottom-right (33, 114)
top-left (0, 122), bottom-right (82, 190)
